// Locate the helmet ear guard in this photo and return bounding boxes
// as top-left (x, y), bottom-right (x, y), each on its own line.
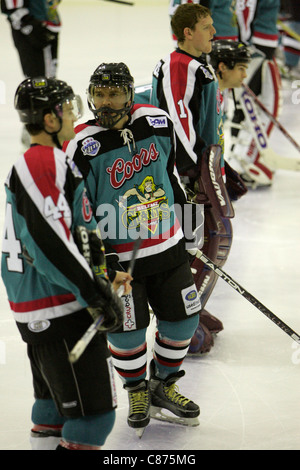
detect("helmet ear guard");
top-left (87, 62), bottom-right (134, 128)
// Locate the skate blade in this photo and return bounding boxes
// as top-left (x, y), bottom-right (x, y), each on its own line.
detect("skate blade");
top-left (134, 427), bottom-right (146, 439)
top-left (150, 406), bottom-right (200, 427)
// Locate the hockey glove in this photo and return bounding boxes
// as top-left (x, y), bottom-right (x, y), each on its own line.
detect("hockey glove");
top-left (21, 16), bottom-right (56, 49)
top-left (87, 277), bottom-right (124, 333)
top-left (74, 226), bottom-right (124, 332)
top-left (9, 9), bottom-right (55, 49)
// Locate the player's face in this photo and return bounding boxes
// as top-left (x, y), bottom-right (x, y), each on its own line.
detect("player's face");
top-left (58, 99), bottom-right (82, 141)
top-left (222, 63), bottom-right (248, 89)
top-left (92, 86), bottom-right (129, 110)
top-left (186, 15), bottom-right (216, 56)
top-left (91, 85), bottom-right (131, 129)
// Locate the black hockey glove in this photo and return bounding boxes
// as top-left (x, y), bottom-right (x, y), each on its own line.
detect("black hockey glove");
top-left (74, 226), bottom-right (124, 332)
top-left (87, 277), bottom-right (124, 333)
top-left (17, 15), bottom-right (55, 49)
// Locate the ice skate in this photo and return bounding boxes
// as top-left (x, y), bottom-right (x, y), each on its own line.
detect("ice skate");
top-left (124, 380), bottom-right (151, 438)
top-left (149, 361), bottom-right (200, 427)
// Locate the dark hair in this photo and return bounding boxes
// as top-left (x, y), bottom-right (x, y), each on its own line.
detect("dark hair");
top-left (171, 3), bottom-right (211, 44)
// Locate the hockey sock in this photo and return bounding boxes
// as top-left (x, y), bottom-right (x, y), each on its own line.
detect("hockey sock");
top-left (153, 317), bottom-right (199, 379)
top-left (30, 399), bottom-right (65, 450)
top-left (108, 328), bottom-right (147, 384)
top-left (59, 410), bottom-right (116, 450)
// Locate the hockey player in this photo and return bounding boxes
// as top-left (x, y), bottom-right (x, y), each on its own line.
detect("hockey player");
top-left (1, 76), bottom-right (128, 450)
top-left (227, 0), bottom-right (282, 188)
top-left (209, 40), bottom-right (250, 93)
top-left (169, 1), bottom-right (282, 188)
top-left (150, 4), bottom-right (248, 355)
top-left (64, 62), bottom-right (201, 437)
top-left (1, 0), bottom-right (62, 149)
top-left (1, 0), bottom-right (61, 78)
top-left (169, 0), bottom-right (239, 44)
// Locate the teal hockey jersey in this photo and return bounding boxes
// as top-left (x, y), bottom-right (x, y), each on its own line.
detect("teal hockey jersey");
top-left (65, 104), bottom-right (196, 278)
top-left (1, 145), bottom-right (105, 344)
top-left (151, 49), bottom-right (225, 176)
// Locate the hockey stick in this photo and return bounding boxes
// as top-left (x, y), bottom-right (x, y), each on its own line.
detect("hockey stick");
top-left (195, 250), bottom-right (300, 345)
top-left (242, 84), bottom-right (300, 154)
top-left (68, 237), bottom-right (142, 363)
top-left (277, 20), bottom-right (300, 43)
top-left (101, 0), bottom-right (134, 5)
top-left (68, 314), bottom-right (104, 363)
top-left (116, 236), bottom-right (142, 296)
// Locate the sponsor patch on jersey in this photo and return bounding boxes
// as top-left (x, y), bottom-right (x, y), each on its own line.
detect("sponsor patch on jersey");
top-left (81, 137), bottom-right (101, 156)
top-left (181, 285), bottom-right (201, 316)
top-left (28, 320), bottom-right (51, 333)
top-left (146, 116), bottom-right (168, 128)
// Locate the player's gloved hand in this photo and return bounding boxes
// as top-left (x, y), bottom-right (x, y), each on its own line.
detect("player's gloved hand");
top-left (20, 15), bottom-right (56, 49)
top-left (9, 8), bottom-right (56, 49)
top-left (87, 277), bottom-right (124, 333)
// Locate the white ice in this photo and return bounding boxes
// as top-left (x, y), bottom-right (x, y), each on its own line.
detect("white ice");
top-left (0, 0), bottom-right (300, 451)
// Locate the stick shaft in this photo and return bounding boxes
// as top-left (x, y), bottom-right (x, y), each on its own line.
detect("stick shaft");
top-left (68, 314), bottom-right (104, 363)
top-left (196, 250), bottom-right (300, 344)
top-left (277, 19), bottom-right (300, 42)
top-left (102, 0), bottom-right (134, 5)
top-left (69, 238), bottom-right (142, 362)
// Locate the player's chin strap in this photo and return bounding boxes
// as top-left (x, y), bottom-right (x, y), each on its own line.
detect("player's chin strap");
top-left (192, 248), bottom-right (300, 345)
top-left (43, 121), bottom-right (63, 149)
top-left (51, 133), bottom-right (62, 149)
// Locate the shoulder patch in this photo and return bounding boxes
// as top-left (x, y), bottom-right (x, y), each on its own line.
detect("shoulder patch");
top-left (81, 137), bottom-right (101, 157)
top-left (146, 115), bottom-right (168, 128)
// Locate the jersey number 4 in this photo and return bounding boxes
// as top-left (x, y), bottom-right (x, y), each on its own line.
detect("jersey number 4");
top-left (2, 203), bottom-right (23, 273)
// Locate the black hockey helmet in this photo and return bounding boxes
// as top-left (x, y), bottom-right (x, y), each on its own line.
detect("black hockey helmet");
top-left (209, 40), bottom-right (251, 70)
top-left (14, 76), bottom-right (82, 128)
top-left (87, 62), bottom-right (134, 128)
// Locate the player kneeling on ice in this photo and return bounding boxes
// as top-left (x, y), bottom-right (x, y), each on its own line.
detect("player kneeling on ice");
top-left (64, 62), bottom-right (202, 437)
top-left (1, 77), bottom-right (131, 450)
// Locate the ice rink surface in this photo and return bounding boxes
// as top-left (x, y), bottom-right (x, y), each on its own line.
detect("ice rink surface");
top-left (0, 0), bottom-right (300, 451)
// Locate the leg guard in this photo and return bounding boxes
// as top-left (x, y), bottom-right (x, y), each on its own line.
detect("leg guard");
top-left (194, 145), bottom-right (234, 219)
top-left (228, 59), bottom-right (282, 188)
top-left (188, 146), bottom-right (233, 355)
top-left (188, 211), bottom-right (231, 355)
top-left (191, 208), bottom-right (233, 307)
